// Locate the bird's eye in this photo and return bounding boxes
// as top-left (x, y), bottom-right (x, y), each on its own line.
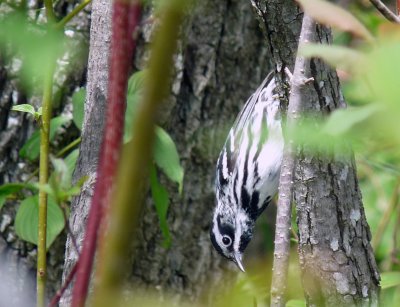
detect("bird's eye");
top-left (222, 235), bottom-right (232, 246)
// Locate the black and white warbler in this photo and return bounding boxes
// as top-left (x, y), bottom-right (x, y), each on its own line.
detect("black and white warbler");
top-left (210, 73), bottom-right (284, 272)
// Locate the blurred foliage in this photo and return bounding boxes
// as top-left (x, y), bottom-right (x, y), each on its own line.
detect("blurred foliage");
top-left (0, 11), bottom-right (64, 94)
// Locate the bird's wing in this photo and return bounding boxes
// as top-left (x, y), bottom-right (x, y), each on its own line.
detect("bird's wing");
top-left (216, 72), bottom-right (275, 189)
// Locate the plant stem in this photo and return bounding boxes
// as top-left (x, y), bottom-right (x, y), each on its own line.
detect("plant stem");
top-left (270, 14), bottom-right (316, 307)
top-left (37, 60), bottom-right (55, 307)
top-left (90, 0), bottom-right (184, 304)
top-left (70, 2), bottom-right (142, 306)
top-left (55, 0), bottom-right (92, 30)
top-left (44, 0), bottom-right (55, 23)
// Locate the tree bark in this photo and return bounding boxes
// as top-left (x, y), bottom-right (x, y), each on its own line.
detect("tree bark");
top-left (250, 1), bottom-right (380, 305)
top-left (60, 0), bottom-right (111, 305)
top-left (60, 0), bottom-right (271, 305)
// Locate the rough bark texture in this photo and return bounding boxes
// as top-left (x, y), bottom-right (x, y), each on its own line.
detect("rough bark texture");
top-left (130, 1), bottom-right (271, 302)
top-left (250, 0), bottom-right (380, 305)
top-left (60, 0), bottom-right (112, 305)
top-left (0, 1), bottom-right (90, 303)
top-left (60, 0), bottom-right (271, 305)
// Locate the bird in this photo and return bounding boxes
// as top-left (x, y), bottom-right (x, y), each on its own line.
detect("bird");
top-left (210, 72), bottom-right (284, 272)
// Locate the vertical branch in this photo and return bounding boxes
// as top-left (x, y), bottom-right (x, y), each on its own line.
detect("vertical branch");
top-left (70, 1), bottom-right (142, 306)
top-left (37, 61), bottom-right (55, 307)
top-left (270, 13), bottom-right (315, 307)
top-left (44, 0), bottom-right (55, 22)
top-left (90, 1), bottom-right (184, 304)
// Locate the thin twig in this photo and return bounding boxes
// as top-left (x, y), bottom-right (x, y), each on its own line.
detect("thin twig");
top-left (390, 196), bottom-right (400, 269)
top-left (371, 178), bottom-right (400, 250)
top-left (369, 0), bottom-right (400, 23)
top-left (56, 137), bottom-right (81, 158)
top-left (61, 202), bottom-right (80, 255)
top-left (270, 13), bottom-right (316, 307)
top-left (48, 262), bottom-right (79, 307)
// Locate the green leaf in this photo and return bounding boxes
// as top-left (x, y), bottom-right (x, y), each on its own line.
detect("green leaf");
top-left (50, 156), bottom-right (71, 191)
top-left (154, 127), bottom-right (184, 193)
top-left (322, 105), bottom-right (380, 136)
top-left (150, 166), bottom-right (171, 248)
top-left (381, 272), bottom-right (400, 289)
top-left (299, 44), bottom-right (364, 73)
top-left (15, 195), bottom-right (65, 249)
top-left (124, 70), bottom-right (147, 143)
top-left (296, 0), bottom-right (373, 42)
top-left (0, 183), bottom-right (37, 210)
top-left (127, 70), bottom-right (147, 96)
top-left (46, 149), bottom-right (80, 203)
top-left (11, 104), bottom-right (35, 116)
top-left (286, 300), bottom-right (306, 307)
top-left (64, 149), bottom-right (79, 177)
top-left (365, 42), bottom-right (400, 107)
top-left (20, 115), bottom-right (69, 161)
top-left (72, 88), bottom-right (86, 130)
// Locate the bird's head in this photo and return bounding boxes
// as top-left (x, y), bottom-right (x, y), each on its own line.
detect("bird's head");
top-left (210, 202), bottom-right (254, 272)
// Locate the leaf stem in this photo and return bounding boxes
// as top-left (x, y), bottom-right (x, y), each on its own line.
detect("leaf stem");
top-left (55, 0), bottom-right (92, 30)
top-left (37, 59), bottom-right (55, 307)
top-left (56, 137), bottom-right (81, 157)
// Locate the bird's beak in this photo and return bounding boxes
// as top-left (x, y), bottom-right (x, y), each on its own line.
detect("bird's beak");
top-left (234, 253), bottom-right (245, 272)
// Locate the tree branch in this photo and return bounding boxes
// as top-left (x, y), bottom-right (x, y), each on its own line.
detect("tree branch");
top-left (369, 0), bottom-right (400, 23)
top-left (270, 13), bottom-right (316, 307)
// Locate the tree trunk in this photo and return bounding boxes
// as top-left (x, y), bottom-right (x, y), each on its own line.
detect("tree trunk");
top-left (250, 0), bottom-right (380, 305)
top-left (61, 0), bottom-right (271, 305)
